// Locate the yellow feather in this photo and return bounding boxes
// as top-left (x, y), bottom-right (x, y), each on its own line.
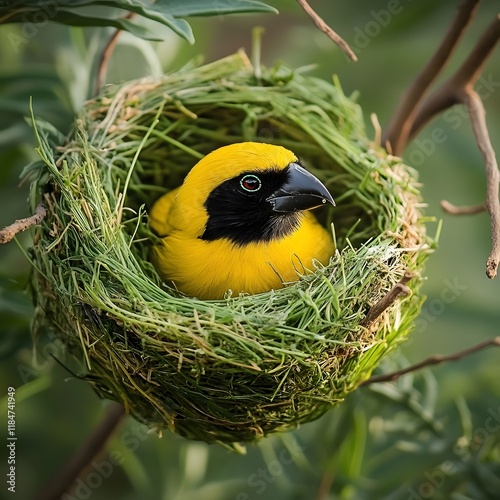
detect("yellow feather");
top-left (149, 143), bottom-right (335, 299)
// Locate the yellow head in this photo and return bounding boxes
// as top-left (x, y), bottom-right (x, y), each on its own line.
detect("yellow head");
top-left (170, 142), bottom-right (334, 244)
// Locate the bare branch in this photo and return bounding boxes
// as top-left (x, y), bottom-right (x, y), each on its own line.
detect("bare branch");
top-left (360, 271), bottom-right (416, 328)
top-left (383, 0), bottom-right (480, 155)
top-left (361, 337), bottom-right (500, 386)
top-left (451, 13), bottom-right (500, 86)
top-left (35, 402), bottom-right (126, 500)
top-left (0, 204), bottom-right (46, 244)
top-left (409, 14), bottom-right (500, 138)
top-left (296, 0), bottom-right (358, 62)
top-left (385, 11), bottom-right (500, 278)
top-left (94, 12), bottom-right (136, 96)
top-left (462, 89), bottom-right (500, 278)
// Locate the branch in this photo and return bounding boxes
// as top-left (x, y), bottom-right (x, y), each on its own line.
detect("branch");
top-left (94, 12), bottom-right (135, 96)
top-left (440, 200), bottom-right (486, 215)
top-left (296, 0), bottom-right (357, 62)
top-left (361, 337), bottom-right (500, 386)
top-left (383, 0), bottom-right (480, 155)
top-left (0, 204), bottom-right (46, 244)
top-left (35, 402), bottom-right (126, 500)
top-left (360, 271), bottom-right (416, 328)
top-left (406, 13), bottom-right (500, 277)
top-left (463, 89), bottom-right (500, 278)
top-left (409, 13), bottom-right (500, 138)
top-left (386, 11), bottom-right (500, 278)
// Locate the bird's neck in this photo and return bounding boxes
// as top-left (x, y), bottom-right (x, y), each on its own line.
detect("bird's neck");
top-left (201, 207), bottom-right (302, 246)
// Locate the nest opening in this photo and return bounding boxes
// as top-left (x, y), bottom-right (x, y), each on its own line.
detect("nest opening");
top-left (28, 52), bottom-right (431, 444)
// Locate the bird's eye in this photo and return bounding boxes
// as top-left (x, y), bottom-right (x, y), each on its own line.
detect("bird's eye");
top-left (240, 174), bottom-right (262, 192)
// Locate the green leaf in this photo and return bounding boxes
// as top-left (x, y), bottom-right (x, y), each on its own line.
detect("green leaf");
top-left (145, 0), bottom-right (278, 18)
top-left (50, 11), bottom-right (162, 40)
top-left (0, 7), bottom-right (160, 40)
top-left (0, 0), bottom-right (276, 44)
top-left (95, 2), bottom-right (195, 43)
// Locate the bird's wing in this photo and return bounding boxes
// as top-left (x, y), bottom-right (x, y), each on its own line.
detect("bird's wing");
top-left (148, 187), bottom-right (180, 237)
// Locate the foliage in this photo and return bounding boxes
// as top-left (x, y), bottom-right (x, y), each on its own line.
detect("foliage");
top-left (0, 0), bottom-right (277, 43)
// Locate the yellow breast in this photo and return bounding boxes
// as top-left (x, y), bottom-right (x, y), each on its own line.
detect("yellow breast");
top-left (150, 207), bottom-right (334, 299)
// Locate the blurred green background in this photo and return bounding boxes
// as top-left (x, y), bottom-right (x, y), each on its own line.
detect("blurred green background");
top-left (1, 1), bottom-right (500, 499)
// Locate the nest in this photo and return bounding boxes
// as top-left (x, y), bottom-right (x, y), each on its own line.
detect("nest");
top-left (28, 51), bottom-right (431, 445)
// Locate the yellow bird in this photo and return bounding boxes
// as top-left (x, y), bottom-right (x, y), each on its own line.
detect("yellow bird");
top-left (149, 142), bottom-right (335, 300)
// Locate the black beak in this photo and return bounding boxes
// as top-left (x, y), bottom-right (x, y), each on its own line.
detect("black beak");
top-left (266, 163), bottom-right (335, 213)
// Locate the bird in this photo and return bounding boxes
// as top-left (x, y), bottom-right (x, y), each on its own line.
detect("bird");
top-left (148, 142), bottom-right (335, 300)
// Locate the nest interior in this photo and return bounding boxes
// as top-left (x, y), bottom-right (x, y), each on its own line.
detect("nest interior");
top-left (28, 51), bottom-right (431, 444)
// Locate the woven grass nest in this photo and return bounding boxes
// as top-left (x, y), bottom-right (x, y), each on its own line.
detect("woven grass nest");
top-left (28, 51), bottom-right (431, 445)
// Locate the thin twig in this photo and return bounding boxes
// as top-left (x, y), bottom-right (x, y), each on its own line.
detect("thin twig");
top-left (94, 12), bottom-right (136, 96)
top-left (361, 337), bottom-right (500, 386)
top-left (296, 0), bottom-right (357, 62)
top-left (383, 0), bottom-right (480, 154)
top-left (360, 271), bottom-right (416, 328)
top-left (441, 200), bottom-right (486, 215)
top-left (35, 402), bottom-right (126, 500)
top-left (0, 204), bottom-right (46, 244)
top-left (462, 89), bottom-right (500, 278)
